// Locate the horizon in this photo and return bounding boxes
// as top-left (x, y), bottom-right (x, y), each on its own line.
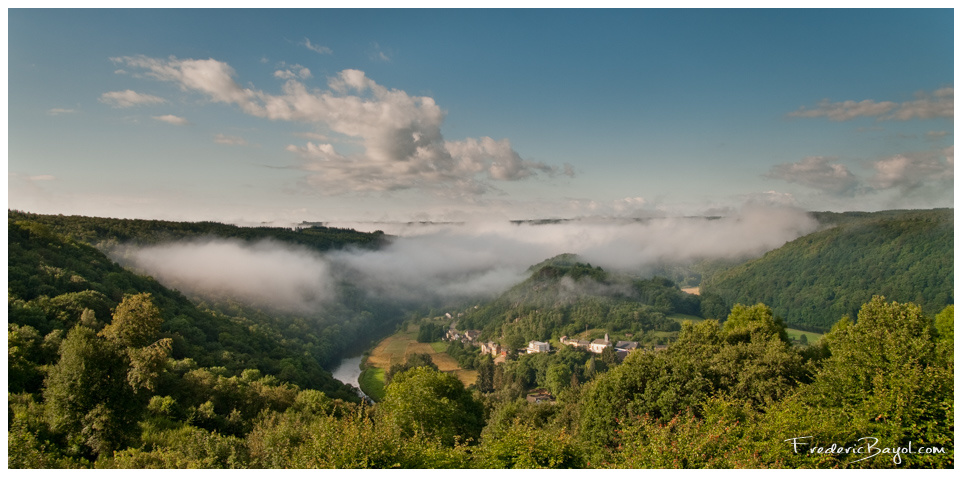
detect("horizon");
top-left (7, 8), bottom-right (955, 224)
top-left (7, 205), bottom-right (954, 232)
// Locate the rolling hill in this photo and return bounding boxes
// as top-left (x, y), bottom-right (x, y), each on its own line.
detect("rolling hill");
top-left (700, 209), bottom-right (953, 332)
top-left (456, 254), bottom-right (701, 347)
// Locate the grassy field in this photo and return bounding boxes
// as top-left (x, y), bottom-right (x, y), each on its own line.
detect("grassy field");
top-left (358, 366), bottom-right (386, 401)
top-left (785, 328), bottom-right (824, 343)
top-left (668, 313), bottom-right (704, 325)
top-left (359, 322), bottom-right (477, 397)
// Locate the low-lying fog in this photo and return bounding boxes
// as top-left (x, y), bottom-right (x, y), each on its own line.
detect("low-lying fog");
top-left (114, 206), bottom-right (819, 312)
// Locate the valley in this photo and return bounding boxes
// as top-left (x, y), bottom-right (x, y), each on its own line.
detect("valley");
top-left (7, 208), bottom-right (953, 469)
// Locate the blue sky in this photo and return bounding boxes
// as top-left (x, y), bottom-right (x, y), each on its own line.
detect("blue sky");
top-left (7, 8), bottom-right (955, 224)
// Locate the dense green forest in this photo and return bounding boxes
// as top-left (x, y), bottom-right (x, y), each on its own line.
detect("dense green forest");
top-left (7, 210), bottom-right (387, 251)
top-left (701, 209), bottom-right (953, 332)
top-left (8, 211), bottom-right (954, 468)
top-left (7, 214), bottom-right (410, 465)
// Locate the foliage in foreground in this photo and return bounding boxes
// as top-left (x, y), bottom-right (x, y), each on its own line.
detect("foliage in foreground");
top-left (11, 298), bottom-right (952, 468)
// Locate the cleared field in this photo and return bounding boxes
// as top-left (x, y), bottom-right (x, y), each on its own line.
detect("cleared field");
top-left (668, 313), bottom-right (705, 325)
top-left (366, 334), bottom-right (412, 369)
top-left (364, 323), bottom-right (475, 387)
top-left (406, 341), bottom-right (437, 355)
top-left (786, 328), bottom-right (824, 343)
top-left (454, 369), bottom-right (478, 386)
top-left (650, 331), bottom-right (679, 339)
top-left (428, 352), bottom-right (461, 372)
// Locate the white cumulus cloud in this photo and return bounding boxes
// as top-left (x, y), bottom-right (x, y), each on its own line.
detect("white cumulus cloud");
top-left (100, 89), bottom-right (167, 108)
top-left (869, 148), bottom-right (954, 192)
top-left (765, 156), bottom-right (860, 195)
top-left (111, 55), bottom-right (568, 196)
top-left (153, 114), bottom-right (190, 126)
top-left (274, 63), bottom-right (312, 80)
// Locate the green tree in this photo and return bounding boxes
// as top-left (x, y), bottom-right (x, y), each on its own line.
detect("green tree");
top-left (933, 304), bottom-right (953, 344)
top-left (127, 338), bottom-right (174, 394)
top-left (417, 322), bottom-right (444, 343)
top-left (722, 303), bottom-right (790, 343)
top-left (474, 419), bottom-right (584, 468)
top-left (376, 367), bottom-right (484, 446)
top-left (579, 310), bottom-right (805, 453)
top-left (8, 324), bottom-right (44, 394)
top-left (44, 326), bottom-right (138, 457)
top-left (100, 293), bottom-right (163, 348)
top-left (545, 363), bottom-right (572, 396)
top-left (79, 308), bottom-right (102, 331)
top-left (768, 297), bottom-right (954, 468)
top-left (476, 357), bottom-right (495, 393)
top-left (599, 346), bottom-right (618, 366)
top-left (386, 352), bottom-right (439, 384)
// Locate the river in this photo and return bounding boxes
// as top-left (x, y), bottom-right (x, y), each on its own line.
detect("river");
top-left (331, 355), bottom-right (369, 400)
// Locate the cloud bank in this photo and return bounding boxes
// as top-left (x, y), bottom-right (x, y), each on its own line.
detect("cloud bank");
top-left (118, 240), bottom-right (334, 313)
top-left (109, 55), bottom-right (571, 196)
top-left (116, 207), bottom-right (820, 313)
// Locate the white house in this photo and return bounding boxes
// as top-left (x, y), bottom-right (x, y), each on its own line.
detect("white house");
top-left (526, 340), bottom-right (550, 354)
top-left (589, 333), bottom-right (612, 354)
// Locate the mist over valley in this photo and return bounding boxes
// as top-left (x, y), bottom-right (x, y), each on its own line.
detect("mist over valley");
top-left (111, 206), bottom-right (820, 312)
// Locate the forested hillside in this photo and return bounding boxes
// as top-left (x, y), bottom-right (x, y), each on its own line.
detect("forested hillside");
top-left (7, 210), bottom-right (386, 251)
top-left (7, 215), bottom-right (414, 465)
top-left (701, 209), bottom-right (953, 332)
top-left (457, 254), bottom-right (703, 347)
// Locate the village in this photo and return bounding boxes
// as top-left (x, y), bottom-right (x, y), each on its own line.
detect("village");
top-left (446, 324), bottom-right (667, 361)
top-left (442, 316), bottom-right (670, 404)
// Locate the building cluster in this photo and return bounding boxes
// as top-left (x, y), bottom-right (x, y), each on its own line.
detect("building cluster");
top-left (445, 328), bottom-right (481, 344)
top-left (560, 333), bottom-right (667, 359)
top-left (480, 341), bottom-right (506, 357)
